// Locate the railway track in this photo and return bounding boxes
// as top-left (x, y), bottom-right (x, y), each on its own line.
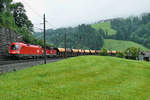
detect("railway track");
top-left (0, 57), bottom-right (64, 65)
top-left (0, 58), bottom-right (65, 74)
top-left (0, 59), bottom-right (46, 65)
top-left (0, 60), bottom-right (28, 65)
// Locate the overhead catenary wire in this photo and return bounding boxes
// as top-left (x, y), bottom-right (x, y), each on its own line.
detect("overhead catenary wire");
top-left (17, 0), bottom-right (43, 20)
top-left (34, 27), bottom-right (43, 30)
top-left (46, 23), bottom-right (57, 29)
top-left (16, 0), bottom-right (57, 30)
top-left (14, 0), bottom-right (45, 32)
top-left (14, 0), bottom-right (58, 34)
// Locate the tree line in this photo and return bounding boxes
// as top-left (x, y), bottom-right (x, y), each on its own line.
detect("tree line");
top-left (34, 24), bottom-right (104, 50)
top-left (109, 13), bottom-right (150, 49)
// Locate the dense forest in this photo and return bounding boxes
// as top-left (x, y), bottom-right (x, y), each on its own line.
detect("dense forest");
top-left (0, 0), bottom-right (47, 47)
top-left (35, 13), bottom-right (150, 50)
top-left (108, 13), bottom-right (150, 48)
top-left (35, 24), bottom-right (104, 49)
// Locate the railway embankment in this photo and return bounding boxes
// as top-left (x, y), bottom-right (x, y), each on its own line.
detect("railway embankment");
top-left (0, 58), bottom-right (63, 74)
top-left (0, 56), bottom-right (150, 99)
top-left (0, 27), bottom-right (23, 60)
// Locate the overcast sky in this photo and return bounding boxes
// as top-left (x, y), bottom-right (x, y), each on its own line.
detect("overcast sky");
top-left (13, 0), bottom-right (150, 30)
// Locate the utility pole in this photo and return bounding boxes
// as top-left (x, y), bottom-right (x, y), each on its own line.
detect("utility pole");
top-left (64, 32), bottom-right (66, 58)
top-left (43, 14), bottom-right (46, 64)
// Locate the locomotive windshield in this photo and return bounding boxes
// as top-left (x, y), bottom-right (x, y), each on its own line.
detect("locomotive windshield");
top-left (11, 45), bottom-right (19, 50)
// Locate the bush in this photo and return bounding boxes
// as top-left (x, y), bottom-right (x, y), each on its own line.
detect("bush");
top-left (116, 52), bottom-right (125, 58)
top-left (99, 48), bottom-right (109, 56)
top-left (124, 47), bottom-right (140, 60)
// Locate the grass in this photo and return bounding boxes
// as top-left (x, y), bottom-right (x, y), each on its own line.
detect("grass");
top-left (91, 22), bottom-right (116, 35)
top-left (0, 56), bottom-right (150, 100)
top-left (103, 39), bottom-right (150, 51)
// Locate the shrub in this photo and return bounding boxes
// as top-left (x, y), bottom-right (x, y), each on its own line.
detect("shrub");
top-left (99, 48), bottom-right (109, 56)
top-left (124, 47), bottom-right (140, 60)
top-left (116, 52), bottom-right (125, 58)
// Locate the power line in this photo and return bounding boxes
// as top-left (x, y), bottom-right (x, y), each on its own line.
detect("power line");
top-left (34, 27), bottom-right (43, 30)
top-left (23, 0), bottom-right (59, 29)
top-left (46, 21), bottom-right (57, 29)
top-left (17, 0), bottom-right (43, 20)
top-left (38, 22), bottom-right (55, 30)
top-left (15, 0), bottom-right (57, 30)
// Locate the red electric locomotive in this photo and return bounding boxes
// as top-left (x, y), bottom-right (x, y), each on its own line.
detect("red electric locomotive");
top-left (9, 42), bottom-right (43, 58)
top-left (46, 48), bottom-right (57, 57)
top-left (9, 42), bottom-right (57, 59)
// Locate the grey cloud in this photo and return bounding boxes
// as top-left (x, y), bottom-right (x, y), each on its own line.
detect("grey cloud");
top-left (15, 0), bottom-right (150, 29)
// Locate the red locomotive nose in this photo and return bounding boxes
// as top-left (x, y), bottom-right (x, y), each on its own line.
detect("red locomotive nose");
top-left (10, 50), bottom-right (19, 54)
top-left (9, 43), bottom-right (20, 54)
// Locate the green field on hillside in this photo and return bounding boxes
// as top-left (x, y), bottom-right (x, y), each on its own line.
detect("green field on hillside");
top-left (0, 56), bottom-right (150, 100)
top-left (103, 39), bottom-right (150, 51)
top-left (91, 22), bottom-right (116, 35)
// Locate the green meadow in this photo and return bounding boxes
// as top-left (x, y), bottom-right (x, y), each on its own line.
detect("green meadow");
top-left (91, 22), bottom-right (116, 35)
top-left (0, 56), bottom-right (150, 100)
top-left (103, 39), bottom-right (150, 51)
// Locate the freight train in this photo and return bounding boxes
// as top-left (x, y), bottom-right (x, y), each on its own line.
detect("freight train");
top-left (9, 42), bottom-right (117, 59)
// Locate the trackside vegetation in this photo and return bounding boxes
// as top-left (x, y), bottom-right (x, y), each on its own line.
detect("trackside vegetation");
top-left (0, 56), bottom-right (150, 100)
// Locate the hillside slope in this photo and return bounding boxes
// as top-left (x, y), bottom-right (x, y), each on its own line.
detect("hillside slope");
top-left (103, 39), bottom-right (150, 51)
top-left (91, 22), bottom-right (116, 35)
top-left (0, 56), bottom-right (150, 100)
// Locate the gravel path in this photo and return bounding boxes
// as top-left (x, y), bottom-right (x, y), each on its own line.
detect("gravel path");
top-left (0, 58), bottom-right (63, 75)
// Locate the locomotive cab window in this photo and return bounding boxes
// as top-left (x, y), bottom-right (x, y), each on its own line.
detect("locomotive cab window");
top-left (11, 45), bottom-right (19, 50)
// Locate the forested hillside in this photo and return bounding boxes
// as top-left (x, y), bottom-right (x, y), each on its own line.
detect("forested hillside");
top-left (98, 14), bottom-right (150, 49)
top-left (34, 13), bottom-right (150, 50)
top-left (34, 24), bottom-right (104, 49)
top-left (0, 0), bottom-right (47, 47)
top-left (91, 13), bottom-right (150, 50)
top-left (110, 14), bottom-right (150, 49)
